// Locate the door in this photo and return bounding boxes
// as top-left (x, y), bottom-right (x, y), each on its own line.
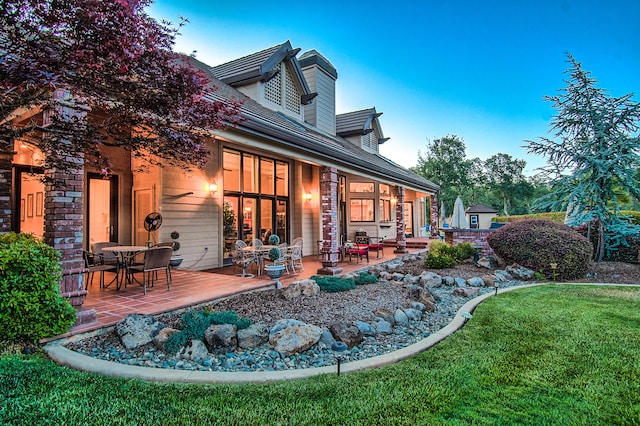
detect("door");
top-left (88, 174), bottom-right (119, 248)
top-left (404, 201), bottom-right (414, 237)
top-left (13, 167), bottom-right (45, 238)
top-left (134, 187), bottom-right (154, 246)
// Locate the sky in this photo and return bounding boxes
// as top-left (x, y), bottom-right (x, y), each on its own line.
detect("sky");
top-left (148, 0), bottom-right (639, 176)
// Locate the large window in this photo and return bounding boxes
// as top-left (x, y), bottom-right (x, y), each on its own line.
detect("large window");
top-left (350, 199), bottom-right (374, 222)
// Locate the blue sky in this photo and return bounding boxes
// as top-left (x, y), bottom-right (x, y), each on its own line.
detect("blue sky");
top-left (148, 0), bottom-right (639, 175)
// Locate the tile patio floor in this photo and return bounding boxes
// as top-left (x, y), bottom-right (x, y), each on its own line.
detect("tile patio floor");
top-left (65, 243), bottom-right (429, 338)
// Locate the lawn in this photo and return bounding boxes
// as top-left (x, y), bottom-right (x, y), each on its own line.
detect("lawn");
top-left (1, 285), bottom-right (639, 425)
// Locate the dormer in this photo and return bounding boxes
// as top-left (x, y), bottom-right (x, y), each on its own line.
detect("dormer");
top-left (336, 108), bottom-right (389, 154)
top-left (210, 41), bottom-right (316, 121)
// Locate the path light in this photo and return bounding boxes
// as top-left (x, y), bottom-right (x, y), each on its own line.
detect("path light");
top-left (550, 262), bottom-right (558, 283)
top-left (331, 341), bottom-right (348, 376)
top-left (494, 281), bottom-right (499, 296)
top-left (461, 312), bottom-right (473, 324)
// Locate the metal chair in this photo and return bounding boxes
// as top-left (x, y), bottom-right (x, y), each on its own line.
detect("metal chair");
top-left (91, 242), bottom-right (121, 266)
top-left (232, 240), bottom-right (258, 278)
top-left (128, 246), bottom-right (173, 295)
top-left (83, 250), bottom-right (118, 290)
top-left (287, 241), bottom-right (304, 272)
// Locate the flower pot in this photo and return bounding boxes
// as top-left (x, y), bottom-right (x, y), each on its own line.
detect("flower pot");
top-left (169, 255), bottom-right (184, 268)
top-left (264, 264), bottom-right (285, 288)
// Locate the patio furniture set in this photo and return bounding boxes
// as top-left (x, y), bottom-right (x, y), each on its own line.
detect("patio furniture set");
top-left (232, 237), bottom-right (304, 278)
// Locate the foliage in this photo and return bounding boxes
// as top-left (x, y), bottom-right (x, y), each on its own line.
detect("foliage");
top-left (487, 219), bottom-right (593, 279)
top-left (223, 202), bottom-right (237, 238)
top-left (525, 53), bottom-right (640, 261)
top-left (576, 222), bottom-right (640, 264)
top-left (454, 242), bottom-right (476, 260)
top-left (424, 252), bottom-right (458, 269)
top-left (164, 310), bottom-right (251, 354)
top-left (311, 275), bottom-right (356, 292)
top-left (0, 233), bottom-right (76, 342)
top-left (3, 286), bottom-right (639, 424)
top-left (424, 241), bottom-right (473, 268)
top-left (268, 247), bottom-right (281, 262)
top-left (353, 272), bottom-right (378, 285)
top-left (493, 211), bottom-right (567, 223)
top-left (268, 234), bottom-right (280, 246)
top-left (483, 153), bottom-right (534, 216)
top-left (0, 0), bottom-right (242, 181)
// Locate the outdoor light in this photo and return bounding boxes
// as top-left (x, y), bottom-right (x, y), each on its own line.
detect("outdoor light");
top-left (205, 182), bottom-right (218, 193)
top-left (494, 282), bottom-right (499, 296)
top-left (550, 262), bottom-right (558, 283)
top-left (331, 341), bottom-right (348, 376)
top-left (303, 192), bottom-right (312, 202)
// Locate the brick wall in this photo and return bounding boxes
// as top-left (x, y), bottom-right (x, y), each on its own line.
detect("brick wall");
top-left (443, 229), bottom-right (495, 256)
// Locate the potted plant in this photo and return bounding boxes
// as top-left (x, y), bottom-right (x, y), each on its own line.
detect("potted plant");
top-left (268, 234), bottom-right (280, 246)
top-left (264, 246), bottom-right (285, 288)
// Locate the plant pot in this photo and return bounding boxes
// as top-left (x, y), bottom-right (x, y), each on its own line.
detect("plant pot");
top-left (264, 264), bottom-right (285, 288)
top-left (169, 255), bottom-right (184, 268)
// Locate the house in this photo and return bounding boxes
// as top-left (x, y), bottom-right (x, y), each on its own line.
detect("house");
top-left (465, 204), bottom-right (498, 229)
top-left (2, 40), bottom-right (440, 320)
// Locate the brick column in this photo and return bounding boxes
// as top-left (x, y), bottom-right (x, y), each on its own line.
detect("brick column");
top-left (43, 91), bottom-right (96, 326)
top-left (317, 166), bottom-right (342, 275)
top-left (430, 193), bottom-right (440, 238)
top-left (394, 185), bottom-right (408, 254)
top-left (0, 140), bottom-right (15, 234)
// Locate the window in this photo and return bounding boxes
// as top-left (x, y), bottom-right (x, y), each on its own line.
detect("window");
top-left (380, 199), bottom-right (392, 222)
top-left (350, 199), bottom-right (374, 222)
top-left (349, 182), bottom-right (374, 193)
top-left (379, 184), bottom-right (390, 195)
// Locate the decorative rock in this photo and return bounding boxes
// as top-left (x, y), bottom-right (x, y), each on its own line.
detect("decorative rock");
top-left (410, 301), bottom-right (426, 312)
top-left (317, 327), bottom-right (337, 350)
top-left (115, 314), bottom-right (166, 350)
top-left (403, 308), bottom-right (423, 321)
top-left (453, 287), bottom-right (480, 297)
top-left (281, 280), bottom-right (321, 300)
top-left (477, 255), bottom-right (498, 270)
top-left (269, 319), bottom-right (322, 355)
top-left (152, 327), bottom-right (179, 351)
top-left (467, 277), bottom-right (485, 287)
top-left (494, 270), bottom-right (514, 283)
top-left (481, 275), bottom-right (495, 287)
top-left (177, 339), bottom-right (209, 361)
top-left (372, 317), bottom-right (393, 334)
top-left (442, 276), bottom-right (456, 286)
top-left (506, 264), bottom-right (535, 281)
top-left (406, 274), bottom-right (421, 285)
top-left (454, 277), bottom-right (467, 287)
top-left (391, 272), bottom-right (405, 282)
top-left (329, 321), bottom-right (363, 348)
top-left (237, 323), bottom-right (269, 350)
top-left (204, 324), bottom-right (238, 354)
top-left (355, 320), bottom-right (376, 336)
top-left (393, 309), bottom-right (409, 327)
top-left (420, 272), bottom-right (443, 287)
top-left (373, 307), bottom-right (395, 325)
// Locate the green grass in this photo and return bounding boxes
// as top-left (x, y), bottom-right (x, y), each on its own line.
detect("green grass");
top-left (1, 285), bottom-right (640, 425)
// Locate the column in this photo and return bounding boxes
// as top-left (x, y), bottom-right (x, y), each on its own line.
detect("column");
top-left (394, 185), bottom-right (408, 254)
top-left (430, 193), bottom-right (440, 238)
top-left (317, 166), bottom-right (342, 275)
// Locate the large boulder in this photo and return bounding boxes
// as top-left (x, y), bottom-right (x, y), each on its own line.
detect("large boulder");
top-left (152, 327), bottom-right (180, 351)
top-left (177, 339), bottom-right (209, 361)
top-left (506, 264), bottom-right (535, 281)
top-left (269, 319), bottom-right (322, 355)
top-left (372, 317), bottom-right (393, 335)
top-left (281, 280), bottom-right (321, 300)
top-left (115, 314), bottom-right (166, 350)
top-left (372, 307), bottom-right (395, 325)
top-left (204, 324), bottom-right (238, 354)
top-left (453, 287), bottom-right (480, 297)
top-left (419, 271), bottom-right (442, 287)
top-left (237, 323), bottom-right (269, 350)
top-left (393, 309), bottom-right (409, 327)
top-left (329, 321), bottom-right (363, 348)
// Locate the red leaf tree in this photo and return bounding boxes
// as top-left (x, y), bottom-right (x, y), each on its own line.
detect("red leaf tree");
top-left (1, 0), bottom-right (242, 179)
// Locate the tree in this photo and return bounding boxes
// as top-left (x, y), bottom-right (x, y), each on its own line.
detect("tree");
top-left (0, 0), bottom-right (242, 180)
top-left (483, 153), bottom-right (533, 216)
top-left (525, 54), bottom-right (640, 261)
top-left (411, 135), bottom-right (472, 215)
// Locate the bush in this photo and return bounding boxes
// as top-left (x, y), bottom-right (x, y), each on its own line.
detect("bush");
top-left (424, 241), bottom-right (474, 269)
top-left (0, 233), bottom-right (76, 342)
top-left (487, 219), bottom-right (593, 280)
top-left (455, 242), bottom-right (475, 261)
top-left (575, 221), bottom-right (640, 264)
top-left (424, 252), bottom-right (458, 269)
top-left (164, 310), bottom-right (251, 354)
top-left (354, 272), bottom-right (378, 285)
top-left (311, 275), bottom-right (356, 292)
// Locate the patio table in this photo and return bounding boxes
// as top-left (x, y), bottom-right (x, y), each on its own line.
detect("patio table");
top-left (242, 245), bottom-right (277, 275)
top-left (103, 245), bottom-right (149, 289)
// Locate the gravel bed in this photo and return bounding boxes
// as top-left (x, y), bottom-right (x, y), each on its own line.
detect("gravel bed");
top-left (66, 278), bottom-right (524, 373)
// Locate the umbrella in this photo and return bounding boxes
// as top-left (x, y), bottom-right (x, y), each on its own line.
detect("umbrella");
top-left (451, 196), bottom-right (468, 229)
top-left (440, 200), bottom-right (447, 227)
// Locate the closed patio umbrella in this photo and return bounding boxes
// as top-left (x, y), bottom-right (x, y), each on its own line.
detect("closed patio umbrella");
top-left (440, 200), bottom-right (447, 227)
top-left (451, 196), bottom-right (468, 229)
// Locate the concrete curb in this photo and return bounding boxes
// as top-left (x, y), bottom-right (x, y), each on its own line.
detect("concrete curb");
top-left (46, 282), bottom-right (634, 384)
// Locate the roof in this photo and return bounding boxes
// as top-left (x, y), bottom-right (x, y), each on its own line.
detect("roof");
top-left (210, 41), bottom-right (312, 99)
top-left (189, 57), bottom-right (439, 194)
top-left (466, 204), bottom-right (498, 213)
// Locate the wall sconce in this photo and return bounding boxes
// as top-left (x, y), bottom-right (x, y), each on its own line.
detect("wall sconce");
top-left (391, 196), bottom-right (398, 204)
top-left (205, 182), bottom-right (218, 193)
top-left (303, 192), bottom-right (312, 202)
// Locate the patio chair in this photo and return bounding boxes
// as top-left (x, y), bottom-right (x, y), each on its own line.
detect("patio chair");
top-left (232, 240), bottom-right (258, 278)
top-left (83, 250), bottom-right (118, 290)
top-left (344, 242), bottom-right (369, 264)
top-left (92, 241), bottom-right (121, 266)
top-left (286, 243), bottom-right (304, 272)
top-left (128, 246), bottom-right (173, 295)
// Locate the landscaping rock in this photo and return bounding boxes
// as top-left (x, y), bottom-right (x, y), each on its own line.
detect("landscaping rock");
top-left (269, 319), bottom-right (322, 355)
top-left (317, 327), bottom-right (337, 350)
top-left (403, 308), bottom-right (423, 321)
top-left (442, 276), bottom-right (456, 286)
top-left (506, 264), bottom-right (535, 281)
top-left (115, 314), bottom-right (166, 350)
top-left (372, 317), bottom-right (393, 334)
top-left (411, 301), bottom-right (426, 312)
top-left (393, 309), bottom-right (410, 327)
top-left (477, 255), bottom-right (498, 270)
top-left (204, 324), bottom-right (238, 354)
top-left (467, 277), bottom-right (485, 287)
top-left (494, 270), bottom-right (514, 283)
top-left (454, 277), bottom-right (467, 287)
top-left (281, 280), bottom-right (320, 300)
top-left (453, 287), bottom-right (480, 297)
top-left (355, 320), bottom-right (376, 336)
top-left (237, 323), bottom-right (269, 350)
top-left (373, 307), bottom-right (395, 325)
top-left (329, 321), bottom-right (363, 348)
top-left (152, 327), bottom-right (179, 351)
top-left (420, 271), bottom-right (443, 287)
top-left (177, 339), bottom-right (209, 361)
top-left (481, 275), bottom-right (495, 287)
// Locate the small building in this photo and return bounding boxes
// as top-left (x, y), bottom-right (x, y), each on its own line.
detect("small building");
top-left (465, 204), bottom-right (498, 229)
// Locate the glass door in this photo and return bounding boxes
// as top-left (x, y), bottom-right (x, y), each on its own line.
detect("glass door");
top-left (404, 201), bottom-right (414, 237)
top-left (13, 168), bottom-right (45, 238)
top-left (88, 174), bottom-right (118, 249)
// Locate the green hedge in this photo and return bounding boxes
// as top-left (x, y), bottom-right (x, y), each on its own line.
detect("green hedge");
top-left (0, 233), bottom-right (76, 342)
top-left (493, 211), bottom-right (640, 224)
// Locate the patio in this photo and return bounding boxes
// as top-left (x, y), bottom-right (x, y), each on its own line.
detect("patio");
top-left (65, 243), bottom-right (429, 338)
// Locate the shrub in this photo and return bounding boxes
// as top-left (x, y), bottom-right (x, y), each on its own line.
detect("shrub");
top-left (0, 233), bottom-right (76, 342)
top-left (354, 272), bottom-right (378, 285)
top-left (455, 242), bottom-right (475, 261)
top-left (424, 252), bottom-right (457, 269)
top-left (576, 221), bottom-right (640, 264)
top-left (311, 275), bottom-right (356, 292)
top-left (487, 219), bottom-right (593, 280)
top-left (268, 234), bottom-right (280, 246)
top-left (164, 310), bottom-right (251, 354)
top-left (425, 241), bottom-right (473, 269)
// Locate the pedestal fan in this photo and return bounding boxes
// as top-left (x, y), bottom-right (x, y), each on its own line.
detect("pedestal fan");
top-left (144, 212), bottom-right (162, 247)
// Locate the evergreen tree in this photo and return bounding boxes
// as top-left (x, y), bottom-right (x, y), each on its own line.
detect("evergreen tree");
top-left (525, 54), bottom-right (640, 261)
